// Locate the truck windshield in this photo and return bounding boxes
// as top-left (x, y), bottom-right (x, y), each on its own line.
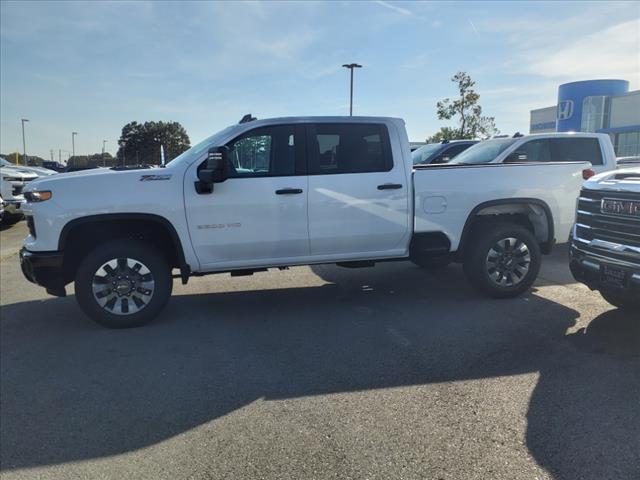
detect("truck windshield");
top-left (412, 143), bottom-right (442, 165)
top-left (167, 125), bottom-right (237, 166)
top-left (449, 138), bottom-right (517, 164)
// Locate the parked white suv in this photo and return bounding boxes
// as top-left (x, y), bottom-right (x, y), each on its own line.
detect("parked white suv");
top-left (21, 116), bottom-right (591, 328)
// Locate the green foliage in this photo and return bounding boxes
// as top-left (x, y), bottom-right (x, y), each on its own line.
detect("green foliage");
top-left (428, 72), bottom-right (499, 141)
top-left (68, 153), bottom-right (115, 168)
top-left (116, 121), bottom-right (190, 165)
top-left (0, 152), bottom-right (46, 167)
top-left (425, 127), bottom-right (460, 143)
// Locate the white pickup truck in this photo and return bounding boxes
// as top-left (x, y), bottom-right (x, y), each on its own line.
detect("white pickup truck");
top-left (448, 132), bottom-right (617, 176)
top-left (20, 116), bottom-right (590, 328)
top-left (0, 165), bottom-right (38, 224)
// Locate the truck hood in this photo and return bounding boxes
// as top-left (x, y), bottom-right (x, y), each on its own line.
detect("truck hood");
top-left (23, 166), bottom-right (173, 192)
top-left (0, 166), bottom-right (39, 180)
top-left (584, 167), bottom-right (640, 194)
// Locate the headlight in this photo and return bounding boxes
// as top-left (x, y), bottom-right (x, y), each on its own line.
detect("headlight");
top-left (24, 191), bottom-right (52, 202)
top-left (2, 176), bottom-right (21, 182)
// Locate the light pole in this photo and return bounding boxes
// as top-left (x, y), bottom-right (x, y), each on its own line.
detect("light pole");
top-left (21, 118), bottom-right (29, 166)
top-left (342, 63), bottom-right (362, 116)
top-left (72, 131), bottom-right (78, 160)
top-left (102, 140), bottom-right (107, 166)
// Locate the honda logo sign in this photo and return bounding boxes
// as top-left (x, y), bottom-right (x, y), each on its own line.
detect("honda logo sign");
top-left (557, 100), bottom-right (574, 120)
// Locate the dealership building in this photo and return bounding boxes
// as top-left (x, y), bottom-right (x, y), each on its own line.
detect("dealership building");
top-left (529, 79), bottom-right (640, 157)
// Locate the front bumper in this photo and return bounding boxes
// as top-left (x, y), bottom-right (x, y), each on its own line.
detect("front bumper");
top-left (569, 244), bottom-right (640, 294)
top-left (3, 199), bottom-right (25, 216)
top-left (19, 248), bottom-right (67, 296)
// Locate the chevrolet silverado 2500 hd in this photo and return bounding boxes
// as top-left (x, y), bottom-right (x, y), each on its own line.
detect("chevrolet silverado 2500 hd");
top-left (20, 116), bottom-right (590, 328)
top-left (570, 167), bottom-right (640, 310)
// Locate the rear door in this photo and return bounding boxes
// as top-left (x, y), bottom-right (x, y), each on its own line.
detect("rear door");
top-left (306, 122), bottom-right (410, 258)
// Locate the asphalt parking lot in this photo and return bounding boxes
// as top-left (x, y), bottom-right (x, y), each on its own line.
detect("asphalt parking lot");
top-left (1, 221), bottom-right (638, 480)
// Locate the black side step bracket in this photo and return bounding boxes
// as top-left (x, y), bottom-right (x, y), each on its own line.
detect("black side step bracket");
top-left (336, 261), bottom-right (375, 269)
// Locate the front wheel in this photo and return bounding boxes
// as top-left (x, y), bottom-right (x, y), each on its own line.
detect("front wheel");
top-left (463, 223), bottom-right (541, 298)
top-left (75, 240), bottom-right (173, 328)
top-left (600, 289), bottom-right (640, 311)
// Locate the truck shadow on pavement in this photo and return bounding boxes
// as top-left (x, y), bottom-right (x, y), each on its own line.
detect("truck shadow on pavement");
top-left (1, 262), bottom-right (638, 478)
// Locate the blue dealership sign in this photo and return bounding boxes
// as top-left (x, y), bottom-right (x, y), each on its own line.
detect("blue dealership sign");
top-left (556, 80), bottom-right (629, 132)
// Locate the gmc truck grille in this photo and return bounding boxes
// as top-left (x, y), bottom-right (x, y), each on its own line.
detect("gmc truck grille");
top-left (575, 188), bottom-right (640, 263)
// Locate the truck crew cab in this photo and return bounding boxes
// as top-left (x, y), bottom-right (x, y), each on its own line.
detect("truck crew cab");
top-left (21, 116), bottom-right (590, 328)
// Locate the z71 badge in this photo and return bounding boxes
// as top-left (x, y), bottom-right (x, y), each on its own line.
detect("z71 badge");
top-left (140, 174), bottom-right (172, 181)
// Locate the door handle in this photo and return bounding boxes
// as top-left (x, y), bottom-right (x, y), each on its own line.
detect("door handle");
top-left (377, 183), bottom-right (403, 190)
top-left (275, 188), bottom-right (303, 195)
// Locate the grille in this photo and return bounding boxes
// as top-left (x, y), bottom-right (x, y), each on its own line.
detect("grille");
top-left (575, 188), bottom-right (640, 262)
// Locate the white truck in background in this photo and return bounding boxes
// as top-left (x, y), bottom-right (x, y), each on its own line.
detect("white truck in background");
top-left (21, 116), bottom-right (591, 328)
top-left (0, 165), bottom-right (38, 224)
top-left (448, 132), bottom-right (617, 177)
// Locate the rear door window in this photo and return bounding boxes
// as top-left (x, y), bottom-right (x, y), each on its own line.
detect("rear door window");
top-left (307, 123), bottom-right (393, 174)
top-left (549, 138), bottom-right (603, 165)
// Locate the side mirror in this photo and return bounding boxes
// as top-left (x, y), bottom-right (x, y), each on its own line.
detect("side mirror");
top-left (195, 146), bottom-right (229, 194)
top-left (505, 151), bottom-right (527, 163)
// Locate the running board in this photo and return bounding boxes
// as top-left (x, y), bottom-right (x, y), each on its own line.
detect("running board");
top-left (336, 261), bottom-right (376, 268)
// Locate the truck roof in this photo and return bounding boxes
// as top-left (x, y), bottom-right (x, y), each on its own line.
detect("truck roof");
top-left (230, 116), bottom-right (405, 128)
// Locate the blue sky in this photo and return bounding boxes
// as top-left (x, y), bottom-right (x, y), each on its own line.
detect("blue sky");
top-left (1, 0), bottom-right (639, 159)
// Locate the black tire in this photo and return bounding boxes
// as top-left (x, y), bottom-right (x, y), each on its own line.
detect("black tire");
top-left (411, 254), bottom-right (451, 269)
top-left (1, 213), bottom-right (23, 225)
top-left (75, 239), bottom-right (172, 328)
top-left (463, 223), bottom-right (541, 298)
top-left (600, 289), bottom-right (640, 311)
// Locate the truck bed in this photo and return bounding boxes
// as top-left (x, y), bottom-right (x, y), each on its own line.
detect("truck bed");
top-left (413, 162), bottom-right (590, 251)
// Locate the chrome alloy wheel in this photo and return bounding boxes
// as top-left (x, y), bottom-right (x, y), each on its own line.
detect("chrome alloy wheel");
top-left (485, 237), bottom-right (531, 287)
top-left (91, 258), bottom-right (155, 315)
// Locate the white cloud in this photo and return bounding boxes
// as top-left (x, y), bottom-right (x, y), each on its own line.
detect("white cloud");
top-left (375, 1), bottom-right (413, 16)
top-left (522, 20), bottom-right (640, 87)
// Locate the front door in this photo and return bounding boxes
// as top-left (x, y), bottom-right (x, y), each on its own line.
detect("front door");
top-left (184, 124), bottom-right (309, 269)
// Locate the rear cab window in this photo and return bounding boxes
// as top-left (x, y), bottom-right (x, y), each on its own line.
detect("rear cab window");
top-left (508, 137), bottom-right (604, 165)
top-left (549, 137), bottom-right (603, 165)
top-left (307, 123), bottom-right (393, 174)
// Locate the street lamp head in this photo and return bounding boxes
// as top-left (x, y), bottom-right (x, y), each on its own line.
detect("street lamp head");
top-left (21, 118), bottom-right (29, 122)
top-left (72, 131), bottom-right (78, 135)
top-left (342, 63), bottom-right (362, 69)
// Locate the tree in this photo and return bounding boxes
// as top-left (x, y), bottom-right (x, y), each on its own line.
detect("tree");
top-left (116, 121), bottom-right (190, 166)
top-left (427, 72), bottom-right (499, 142)
top-left (0, 152), bottom-right (46, 166)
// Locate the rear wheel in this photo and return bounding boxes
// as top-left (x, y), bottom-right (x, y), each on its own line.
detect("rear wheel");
top-left (75, 240), bottom-right (172, 328)
top-left (463, 223), bottom-right (541, 298)
top-left (600, 289), bottom-right (640, 311)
